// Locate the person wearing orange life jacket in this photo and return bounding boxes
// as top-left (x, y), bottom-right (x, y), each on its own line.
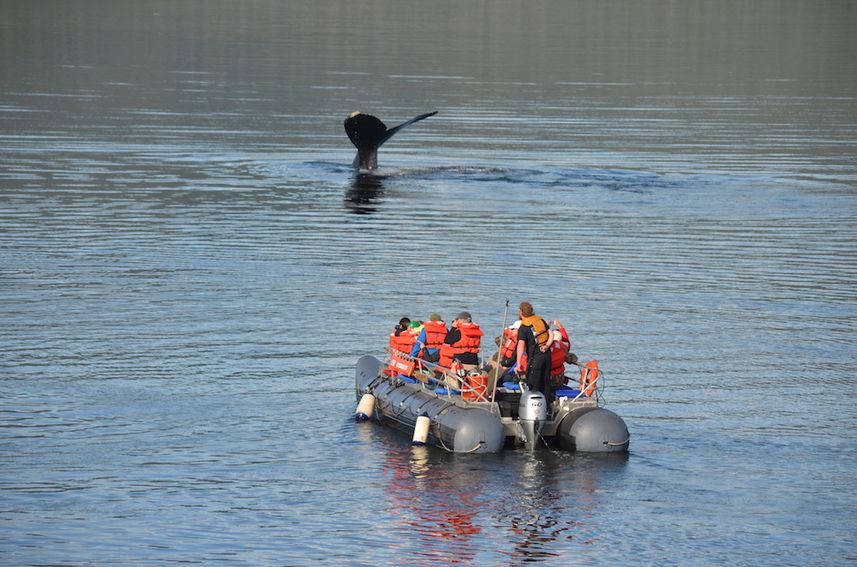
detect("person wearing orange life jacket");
top-left (388, 317), bottom-right (417, 354)
top-left (496, 321), bottom-right (527, 371)
top-left (515, 301), bottom-right (555, 404)
top-left (548, 320), bottom-right (578, 388)
top-left (483, 321), bottom-right (523, 374)
top-left (410, 313), bottom-right (447, 363)
top-left (438, 312), bottom-right (484, 372)
top-left (498, 322), bottom-right (520, 364)
top-left (481, 320), bottom-right (524, 392)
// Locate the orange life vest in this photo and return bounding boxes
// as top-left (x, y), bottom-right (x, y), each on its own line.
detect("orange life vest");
top-left (498, 327), bottom-right (529, 371)
top-left (438, 322), bottom-right (484, 368)
top-left (422, 320), bottom-right (448, 351)
top-left (389, 330), bottom-right (416, 354)
top-left (550, 346), bottom-right (566, 377)
top-left (499, 328), bottom-right (518, 360)
top-left (549, 328), bottom-right (571, 377)
top-left (520, 315), bottom-right (550, 348)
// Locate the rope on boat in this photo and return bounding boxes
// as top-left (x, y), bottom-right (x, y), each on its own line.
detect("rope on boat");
top-left (436, 433), bottom-right (485, 454)
top-left (420, 403), bottom-right (485, 454)
top-left (366, 373), bottom-right (384, 391)
top-left (388, 403), bottom-right (409, 418)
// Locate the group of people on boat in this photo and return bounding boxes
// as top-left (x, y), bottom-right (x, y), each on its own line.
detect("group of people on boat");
top-left (389, 302), bottom-right (579, 403)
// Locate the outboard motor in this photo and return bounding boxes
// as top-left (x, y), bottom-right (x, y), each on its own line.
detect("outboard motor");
top-left (517, 385), bottom-right (547, 451)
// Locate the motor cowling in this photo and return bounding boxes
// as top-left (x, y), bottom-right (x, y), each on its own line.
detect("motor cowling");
top-left (518, 390), bottom-right (547, 450)
top-left (519, 390), bottom-right (547, 422)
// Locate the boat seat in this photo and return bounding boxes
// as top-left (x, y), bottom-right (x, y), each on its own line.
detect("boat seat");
top-left (398, 374), bottom-right (418, 384)
top-left (555, 386), bottom-right (582, 398)
top-left (502, 383), bottom-right (583, 398)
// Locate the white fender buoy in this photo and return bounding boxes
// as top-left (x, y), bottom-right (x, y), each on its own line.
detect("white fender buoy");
top-left (412, 414), bottom-right (431, 446)
top-left (355, 393), bottom-right (375, 422)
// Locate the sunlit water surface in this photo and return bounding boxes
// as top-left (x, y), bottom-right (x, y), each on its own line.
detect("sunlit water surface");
top-left (1, 1), bottom-right (856, 565)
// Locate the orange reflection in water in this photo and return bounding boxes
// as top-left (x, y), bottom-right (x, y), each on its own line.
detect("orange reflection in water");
top-left (367, 426), bottom-right (627, 564)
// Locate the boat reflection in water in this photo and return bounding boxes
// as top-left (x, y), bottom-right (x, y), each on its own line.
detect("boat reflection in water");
top-left (378, 438), bottom-right (483, 564)
top-left (367, 426), bottom-right (628, 563)
top-left (501, 451), bottom-right (628, 561)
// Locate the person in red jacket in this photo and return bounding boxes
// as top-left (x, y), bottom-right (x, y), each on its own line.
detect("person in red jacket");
top-left (548, 320), bottom-right (578, 388)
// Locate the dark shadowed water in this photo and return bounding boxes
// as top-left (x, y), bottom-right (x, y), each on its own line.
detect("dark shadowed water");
top-left (2, 1), bottom-right (856, 565)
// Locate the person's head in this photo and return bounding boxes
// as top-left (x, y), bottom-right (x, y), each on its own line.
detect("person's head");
top-left (398, 317), bottom-right (411, 329)
top-left (429, 313), bottom-right (442, 322)
top-left (519, 301), bottom-right (534, 318)
top-left (456, 311), bottom-right (472, 323)
top-left (410, 321), bottom-right (422, 330)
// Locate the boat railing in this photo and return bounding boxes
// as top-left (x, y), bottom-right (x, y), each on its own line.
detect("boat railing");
top-left (384, 348), bottom-right (493, 403)
top-left (384, 349), bottom-right (604, 405)
top-left (565, 362), bottom-right (604, 404)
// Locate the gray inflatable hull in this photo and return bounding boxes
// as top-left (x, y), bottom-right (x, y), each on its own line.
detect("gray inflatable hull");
top-left (356, 355), bottom-right (630, 454)
top-left (557, 407), bottom-right (630, 453)
top-left (355, 356), bottom-right (505, 453)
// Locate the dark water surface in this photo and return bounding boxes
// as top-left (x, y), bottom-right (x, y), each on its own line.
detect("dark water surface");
top-left (2, 1), bottom-right (856, 565)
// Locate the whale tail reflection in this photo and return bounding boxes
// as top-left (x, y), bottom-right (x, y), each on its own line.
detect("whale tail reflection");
top-left (344, 111), bottom-right (437, 171)
top-left (345, 172), bottom-right (385, 214)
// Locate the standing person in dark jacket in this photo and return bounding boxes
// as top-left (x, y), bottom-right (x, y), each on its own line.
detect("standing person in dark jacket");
top-left (515, 302), bottom-right (554, 404)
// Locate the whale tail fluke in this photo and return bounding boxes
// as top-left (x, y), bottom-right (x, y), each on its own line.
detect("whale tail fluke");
top-left (379, 111), bottom-right (438, 145)
top-left (344, 111), bottom-right (437, 171)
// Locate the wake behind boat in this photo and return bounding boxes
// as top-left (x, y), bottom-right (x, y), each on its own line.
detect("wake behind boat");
top-left (354, 347), bottom-right (630, 454)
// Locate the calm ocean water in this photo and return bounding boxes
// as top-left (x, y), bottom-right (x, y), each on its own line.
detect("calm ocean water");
top-left (2, 1), bottom-right (856, 565)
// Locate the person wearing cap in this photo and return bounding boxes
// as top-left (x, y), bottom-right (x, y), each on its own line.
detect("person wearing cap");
top-left (438, 312), bottom-right (484, 372)
top-left (516, 302), bottom-right (554, 404)
top-left (410, 313), bottom-right (448, 363)
top-left (409, 319), bottom-right (424, 336)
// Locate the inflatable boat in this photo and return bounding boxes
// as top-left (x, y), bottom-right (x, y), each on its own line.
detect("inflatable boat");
top-left (354, 351), bottom-right (630, 454)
